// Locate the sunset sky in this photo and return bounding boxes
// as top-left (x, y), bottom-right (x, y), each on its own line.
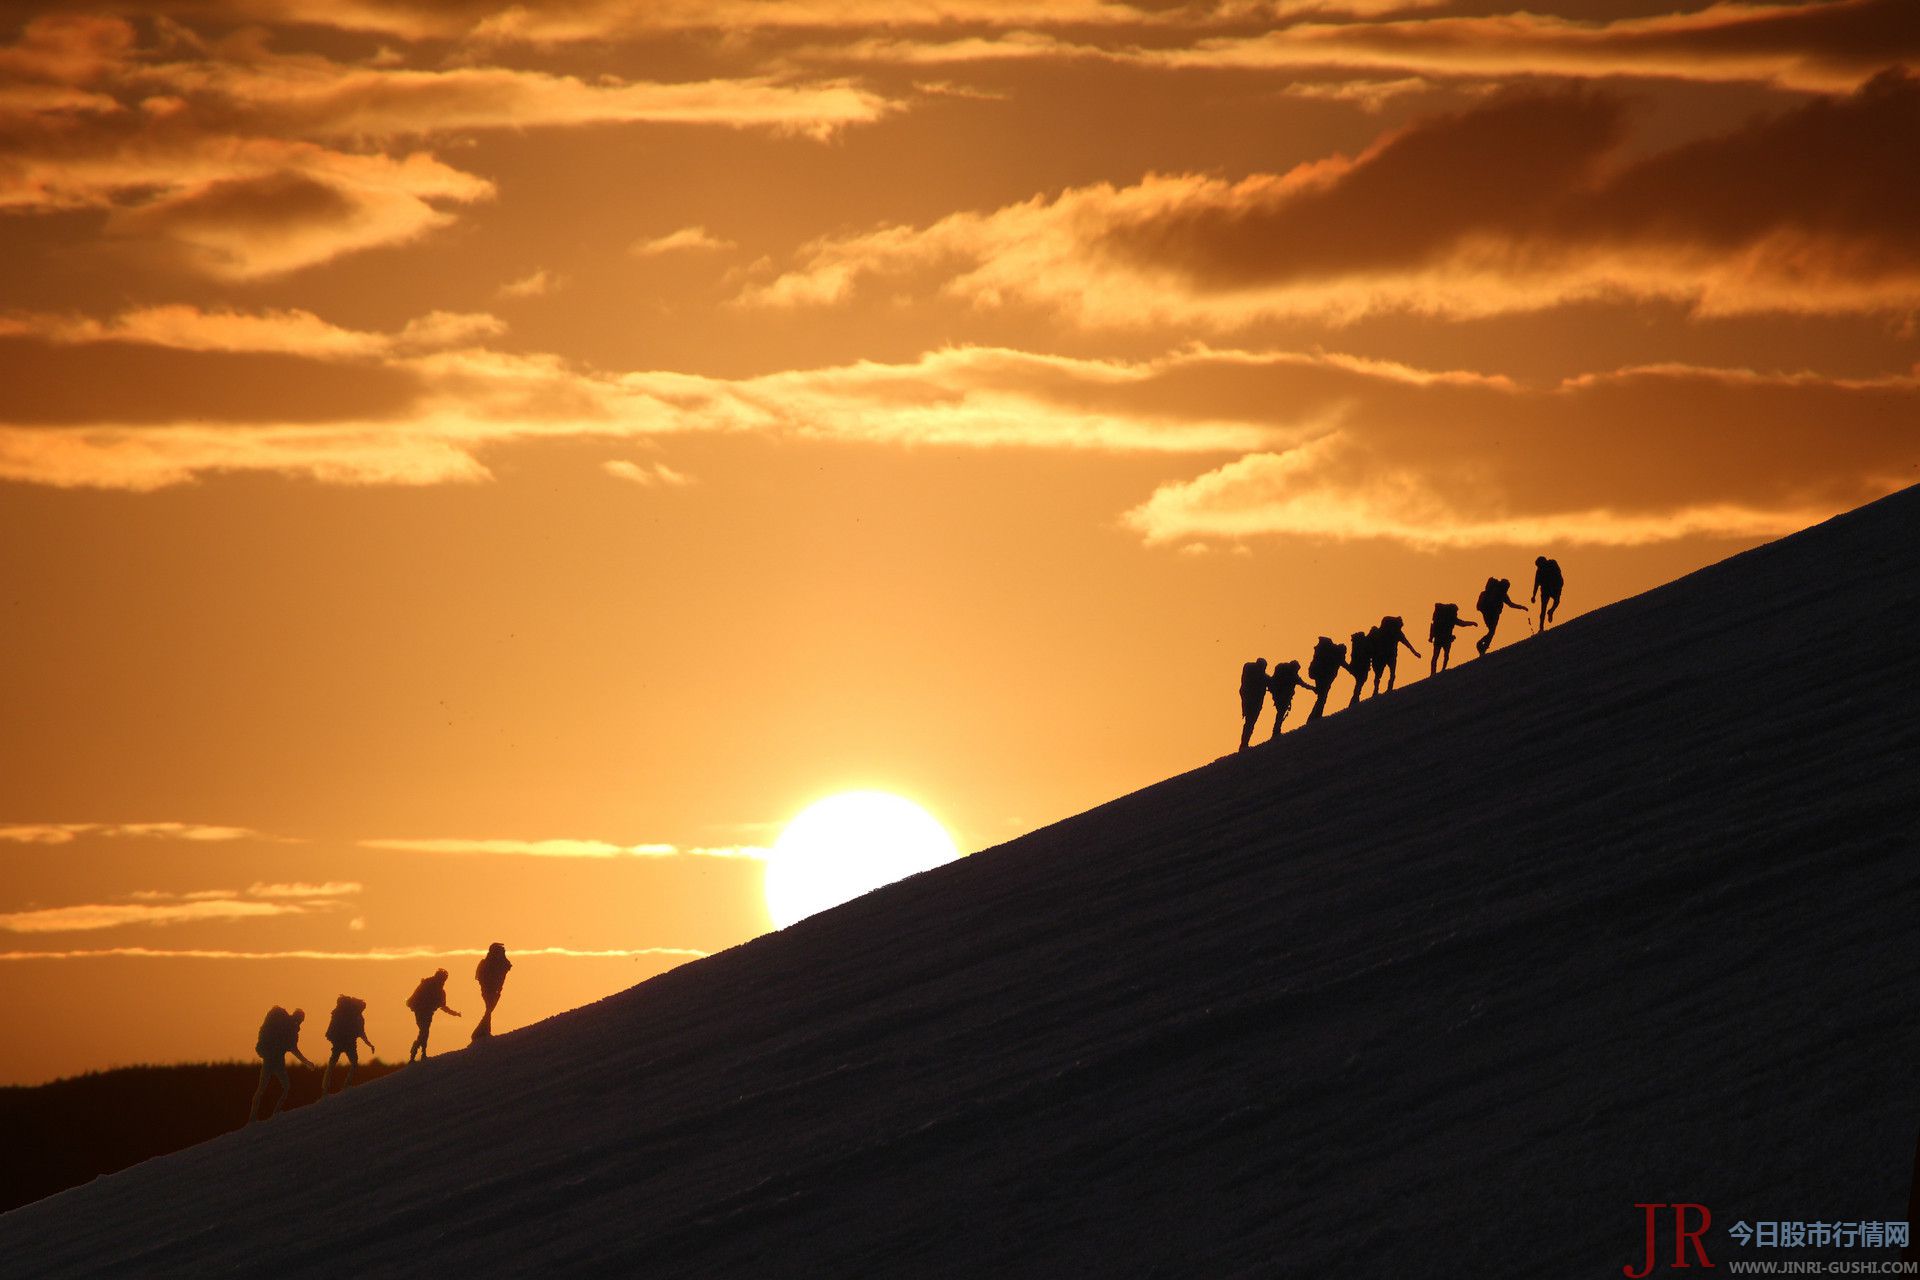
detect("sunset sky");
top-left (2, 0), bottom-right (1915, 1085)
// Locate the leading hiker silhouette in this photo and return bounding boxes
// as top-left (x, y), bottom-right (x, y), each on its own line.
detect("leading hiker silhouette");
top-left (471, 943), bottom-right (513, 1043)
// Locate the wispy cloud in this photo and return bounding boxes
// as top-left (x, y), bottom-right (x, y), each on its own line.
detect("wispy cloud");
top-left (0, 17), bottom-right (892, 278)
top-left (0, 306), bottom-right (504, 359)
top-left (497, 269), bottom-right (564, 299)
top-left (742, 72), bottom-right (1920, 324)
top-left (0, 945), bottom-right (710, 961)
top-left (603, 460), bottom-right (694, 487)
top-left (630, 226), bottom-right (736, 257)
top-left (0, 822), bottom-right (268, 845)
top-left (0, 899), bottom-right (308, 933)
top-left (246, 881), bottom-right (364, 899)
top-left (1130, 0), bottom-right (1917, 95)
top-left (0, 341), bottom-right (1285, 492)
top-left (1114, 358), bottom-right (1920, 549)
top-left (0, 879), bottom-right (361, 933)
top-left (359, 837), bottom-right (768, 859)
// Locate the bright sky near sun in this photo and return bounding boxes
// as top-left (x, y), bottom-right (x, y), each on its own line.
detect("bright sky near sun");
top-left (1, 0), bottom-right (1916, 1084)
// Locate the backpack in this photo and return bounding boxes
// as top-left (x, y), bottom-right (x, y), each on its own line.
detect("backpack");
top-left (326, 997), bottom-right (366, 1046)
top-left (406, 978), bottom-right (441, 1015)
top-left (256, 1006), bottom-right (296, 1058)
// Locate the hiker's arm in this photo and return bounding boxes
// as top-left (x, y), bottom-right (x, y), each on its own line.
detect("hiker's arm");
top-left (1295, 675), bottom-right (1315, 692)
top-left (294, 1048), bottom-right (316, 1068)
top-left (360, 1032), bottom-right (376, 1051)
top-left (443, 1002), bottom-right (463, 1017)
top-left (1460, 618), bottom-right (1478, 628)
top-left (1398, 633), bottom-right (1421, 656)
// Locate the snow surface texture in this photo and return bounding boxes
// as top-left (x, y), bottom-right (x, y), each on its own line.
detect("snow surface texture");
top-left (3, 488), bottom-right (1916, 1277)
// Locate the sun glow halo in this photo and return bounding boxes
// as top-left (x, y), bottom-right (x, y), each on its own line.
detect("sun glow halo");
top-left (763, 791), bottom-right (961, 929)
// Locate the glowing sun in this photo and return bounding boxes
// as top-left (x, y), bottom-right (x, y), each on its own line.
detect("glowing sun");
top-left (763, 791), bottom-right (961, 929)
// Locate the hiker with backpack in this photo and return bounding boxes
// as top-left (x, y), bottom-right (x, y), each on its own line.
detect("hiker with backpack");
top-left (248, 1005), bottom-right (314, 1124)
top-left (406, 969), bottom-right (461, 1063)
top-left (319, 995), bottom-right (375, 1096)
top-left (1238, 657), bottom-right (1270, 751)
top-left (1429, 603), bottom-right (1477, 674)
top-left (1532, 555), bottom-right (1565, 628)
top-left (1474, 577), bottom-right (1528, 657)
top-left (471, 943), bottom-right (513, 1043)
top-left (1345, 628), bottom-right (1376, 709)
top-left (1370, 616), bottom-right (1421, 693)
top-left (1306, 636), bottom-right (1347, 722)
top-left (1267, 659), bottom-right (1315, 740)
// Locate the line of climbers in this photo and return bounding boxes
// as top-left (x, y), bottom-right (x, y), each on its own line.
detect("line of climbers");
top-left (1238, 556), bottom-right (1563, 751)
top-left (246, 942), bottom-right (514, 1124)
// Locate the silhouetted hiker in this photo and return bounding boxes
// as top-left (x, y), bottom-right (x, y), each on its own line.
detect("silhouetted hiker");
top-left (405, 969), bottom-right (461, 1062)
top-left (1345, 628), bottom-right (1375, 708)
top-left (1532, 555), bottom-right (1564, 628)
top-left (1237, 657), bottom-right (1269, 751)
top-left (1474, 577), bottom-right (1527, 657)
top-left (1306, 636), bottom-right (1346, 721)
top-left (1429, 602), bottom-right (1477, 674)
top-left (1267, 659), bottom-right (1314, 740)
top-left (248, 1005), bottom-right (313, 1123)
top-left (471, 943), bottom-right (513, 1043)
top-left (1371, 615), bottom-right (1421, 692)
top-left (319, 995), bottom-right (374, 1097)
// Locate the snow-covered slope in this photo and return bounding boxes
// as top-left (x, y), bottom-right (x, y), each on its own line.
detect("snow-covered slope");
top-left (4, 489), bottom-right (1917, 1278)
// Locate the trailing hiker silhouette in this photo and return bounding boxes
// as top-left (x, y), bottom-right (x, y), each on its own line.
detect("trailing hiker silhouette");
top-left (1474, 577), bottom-right (1527, 657)
top-left (1267, 659), bottom-right (1314, 740)
top-left (1371, 615), bottom-right (1421, 693)
top-left (319, 995), bottom-right (374, 1097)
top-left (405, 969), bottom-right (461, 1062)
top-left (1346, 629), bottom-right (1376, 708)
top-left (1238, 657), bottom-right (1269, 751)
top-left (1532, 555), bottom-right (1564, 628)
top-left (471, 943), bottom-right (513, 1043)
top-left (1306, 636), bottom-right (1346, 722)
top-left (1428, 602), bottom-right (1477, 674)
top-left (248, 1005), bottom-right (313, 1123)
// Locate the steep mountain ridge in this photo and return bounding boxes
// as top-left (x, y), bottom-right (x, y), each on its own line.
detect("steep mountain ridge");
top-left (3, 487), bottom-right (1916, 1277)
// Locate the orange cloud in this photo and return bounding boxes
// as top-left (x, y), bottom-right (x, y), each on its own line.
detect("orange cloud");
top-left (0, 341), bottom-right (1288, 490)
top-left (745, 72), bottom-right (1920, 323)
top-left (0, 945), bottom-right (710, 960)
top-left (1119, 360), bottom-right (1920, 548)
top-left (1, 333), bottom-right (1909, 551)
top-left (604, 460), bottom-right (694, 487)
top-left (1138, 0), bottom-right (1917, 94)
top-left (631, 226), bottom-right (736, 256)
top-left (151, 0), bottom-right (1403, 43)
top-left (1, 305), bottom-right (503, 358)
top-left (0, 17), bottom-right (892, 277)
top-left (358, 837), bottom-right (765, 859)
top-left (0, 898), bottom-right (316, 933)
top-left (0, 821), bottom-right (267, 843)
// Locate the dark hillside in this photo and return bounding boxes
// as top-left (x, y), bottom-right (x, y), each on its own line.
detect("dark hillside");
top-left (3, 488), bottom-right (1916, 1277)
top-left (0, 1062), bottom-right (400, 1215)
